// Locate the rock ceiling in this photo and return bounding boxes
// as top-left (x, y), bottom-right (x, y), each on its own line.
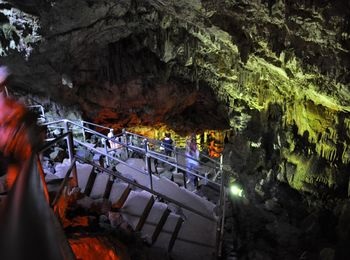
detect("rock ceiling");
top-left (0, 0), bottom-right (349, 189)
top-left (1, 0), bottom-right (349, 178)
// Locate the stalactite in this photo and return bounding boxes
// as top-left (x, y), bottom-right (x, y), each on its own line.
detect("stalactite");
top-left (344, 118), bottom-right (350, 131)
top-left (185, 39), bottom-right (189, 61)
top-left (342, 145), bottom-right (350, 164)
top-left (192, 52), bottom-right (199, 90)
top-left (315, 140), bottom-right (337, 162)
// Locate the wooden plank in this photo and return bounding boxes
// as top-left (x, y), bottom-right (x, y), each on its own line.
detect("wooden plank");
top-left (135, 196), bottom-right (155, 232)
top-left (103, 177), bottom-right (114, 199)
top-left (152, 208), bottom-right (170, 244)
top-left (168, 217), bottom-right (184, 252)
top-left (112, 184), bottom-right (131, 209)
top-left (83, 168), bottom-right (97, 196)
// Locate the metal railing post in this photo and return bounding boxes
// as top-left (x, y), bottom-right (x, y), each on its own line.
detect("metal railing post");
top-left (81, 120), bottom-right (86, 142)
top-left (174, 146), bottom-right (178, 174)
top-left (216, 153), bottom-right (225, 258)
top-left (68, 132), bottom-right (78, 187)
top-left (144, 139), bottom-right (153, 191)
top-left (104, 138), bottom-right (109, 167)
top-left (63, 120), bottom-right (78, 187)
top-left (37, 155), bottom-right (50, 203)
top-left (40, 105), bottom-right (45, 119)
top-left (122, 128), bottom-right (128, 158)
top-left (63, 120), bottom-right (73, 162)
top-left (220, 154), bottom-right (223, 179)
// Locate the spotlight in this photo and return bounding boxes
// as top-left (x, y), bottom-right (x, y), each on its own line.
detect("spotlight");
top-left (229, 184), bottom-right (243, 197)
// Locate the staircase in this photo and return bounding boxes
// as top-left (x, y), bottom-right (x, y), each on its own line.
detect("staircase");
top-left (47, 156), bottom-right (218, 259)
top-left (40, 118), bottom-right (228, 259)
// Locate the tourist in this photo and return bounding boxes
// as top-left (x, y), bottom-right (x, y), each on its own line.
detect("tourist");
top-left (185, 134), bottom-right (199, 188)
top-left (161, 132), bottom-right (173, 157)
top-left (107, 128), bottom-right (116, 149)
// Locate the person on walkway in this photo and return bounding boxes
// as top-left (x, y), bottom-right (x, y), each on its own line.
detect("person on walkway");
top-left (0, 65), bottom-right (44, 192)
top-left (161, 132), bottom-right (173, 157)
top-left (185, 134), bottom-right (199, 188)
top-left (107, 129), bottom-right (116, 149)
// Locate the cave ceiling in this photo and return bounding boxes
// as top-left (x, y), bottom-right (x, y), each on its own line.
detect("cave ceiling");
top-left (2, 1), bottom-right (350, 257)
top-left (0, 0), bottom-right (349, 139)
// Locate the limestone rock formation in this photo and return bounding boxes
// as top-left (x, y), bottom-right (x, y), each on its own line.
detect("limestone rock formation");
top-left (1, 0), bottom-right (350, 259)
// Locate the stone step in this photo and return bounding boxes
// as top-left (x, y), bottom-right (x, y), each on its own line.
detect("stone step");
top-left (152, 212), bottom-right (183, 250)
top-left (171, 209), bottom-right (216, 260)
top-left (89, 171), bottom-right (110, 199)
top-left (108, 182), bottom-right (130, 205)
top-left (141, 201), bottom-right (169, 244)
top-left (120, 190), bottom-right (154, 231)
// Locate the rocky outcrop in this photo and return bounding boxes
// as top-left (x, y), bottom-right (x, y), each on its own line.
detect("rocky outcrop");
top-left (1, 0), bottom-right (350, 259)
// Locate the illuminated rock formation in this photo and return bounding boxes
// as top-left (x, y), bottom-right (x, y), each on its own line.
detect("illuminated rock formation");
top-left (1, 0), bottom-right (350, 259)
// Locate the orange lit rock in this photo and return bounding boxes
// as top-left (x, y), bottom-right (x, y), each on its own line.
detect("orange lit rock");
top-left (69, 237), bottom-right (125, 260)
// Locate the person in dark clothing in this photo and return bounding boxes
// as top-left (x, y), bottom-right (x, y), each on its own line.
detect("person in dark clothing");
top-left (161, 133), bottom-right (173, 157)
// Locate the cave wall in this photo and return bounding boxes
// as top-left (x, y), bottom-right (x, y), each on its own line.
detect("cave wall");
top-left (1, 0), bottom-right (349, 195)
top-left (1, 0), bottom-right (350, 259)
top-left (1, 0), bottom-right (350, 194)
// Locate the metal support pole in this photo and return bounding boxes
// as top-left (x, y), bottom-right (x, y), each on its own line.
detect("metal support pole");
top-left (81, 120), bottom-right (86, 142)
top-left (40, 105), bottom-right (45, 119)
top-left (68, 132), bottom-right (78, 187)
top-left (216, 153), bottom-right (225, 258)
top-left (104, 139), bottom-right (109, 167)
top-left (220, 153), bottom-right (223, 178)
top-left (122, 128), bottom-right (128, 159)
top-left (64, 120), bottom-right (78, 187)
top-left (64, 120), bottom-right (73, 162)
top-left (174, 146), bottom-right (178, 174)
top-left (37, 155), bottom-right (50, 203)
top-left (144, 139), bottom-right (153, 191)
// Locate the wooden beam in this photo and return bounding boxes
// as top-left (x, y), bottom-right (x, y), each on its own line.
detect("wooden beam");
top-left (152, 208), bottom-right (170, 244)
top-left (103, 177), bottom-right (114, 199)
top-left (168, 217), bottom-right (184, 252)
top-left (112, 184), bottom-right (131, 209)
top-left (135, 196), bottom-right (155, 232)
top-left (83, 168), bottom-right (97, 196)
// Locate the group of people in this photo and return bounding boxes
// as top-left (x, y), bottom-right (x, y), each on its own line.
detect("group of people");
top-left (160, 132), bottom-right (199, 188)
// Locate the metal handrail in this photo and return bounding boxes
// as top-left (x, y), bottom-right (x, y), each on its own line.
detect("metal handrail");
top-left (81, 120), bottom-right (111, 131)
top-left (148, 149), bottom-right (220, 187)
top-left (66, 120), bottom-right (221, 170)
top-left (43, 118), bottom-right (220, 167)
top-left (37, 110), bottom-right (227, 255)
top-left (0, 154), bottom-right (75, 260)
top-left (75, 137), bottom-right (220, 188)
top-left (216, 154), bottom-right (226, 258)
top-left (75, 155), bottom-right (216, 222)
top-left (74, 139), bottom-right (150, 177)
top-left (28, 104), bottom-right (45, 119)
top-left (125, 130), bottom-right (221, 166)
top-left (44, 117), bottom-right (228, 257)
top-left (44, 119), bottom-right (221, 187)
top-left (50, 158), bottom-right (77, 208)
top-left (40, 130), bottom-right (217, 221)
top-left (40, 132), bottom-right (70, 153)
top-left (123, 131), bottom-right (221, 180)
